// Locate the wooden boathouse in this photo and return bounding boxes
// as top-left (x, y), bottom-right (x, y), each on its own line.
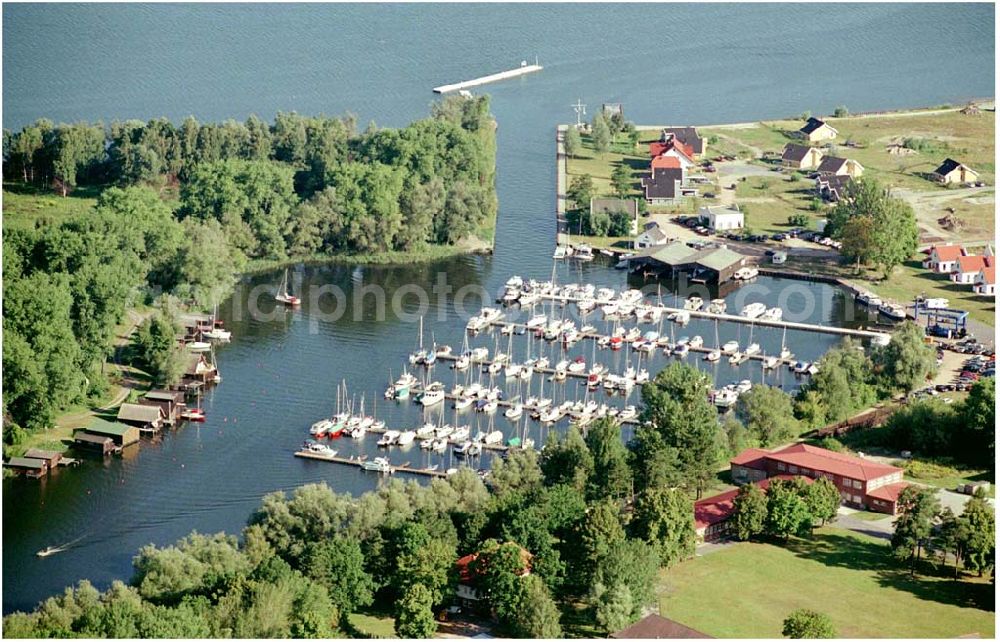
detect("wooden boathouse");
top-left (183, 353), bottom-right (218, 386)
top-left (4, 456), bottom-right (49, 478)
top-left (72, 431), bottom-right (116, 456)
top-left (117, 403), bottom-right (166, 433)
top-left (627, 241), bottom-right (749, 283)
top-left (141, 390), bottom-right (186, 424)
top-left (82, 418), bottom-right (140, 447)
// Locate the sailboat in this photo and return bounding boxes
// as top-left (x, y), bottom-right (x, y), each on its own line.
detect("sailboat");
top-left (409, 316), bottom-right (428, 365)
top-left (779, 326), bottom-right (792, 360)
top-left (202, 303), bottom-right (232, 340)
top-left (274, 269), bottom-right (301, 306)
top-left (181, 387), bottom-right (206, 421)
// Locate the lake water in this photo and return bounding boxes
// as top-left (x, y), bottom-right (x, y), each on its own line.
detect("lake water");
top-left (2, 3), bottom-right (994, 614)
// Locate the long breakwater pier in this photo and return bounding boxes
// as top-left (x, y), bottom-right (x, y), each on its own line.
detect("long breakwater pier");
top-left (293, 450), bottom-right (450, 478)
top-left (433, 61), bottom-right (542, 93)
top-left (530, 291), bottom-right (890, 342)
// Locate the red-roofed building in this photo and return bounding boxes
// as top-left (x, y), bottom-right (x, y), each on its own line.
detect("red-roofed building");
top-left (952, 254), bottom-right (991, 285)
top-left (455, 545), bottom-right (532, 606)
top-left (649, 138), bottom-right (695, 169)
top-left (923, 244), bottom-right (967, 273)
top-left (651, 155), bottom-right (682, 170)
top-left (730, 444), bottom-right (906, 514)
top-left (974, 263), bottom-right (995, 296)
top-left (694, 476), bottom-right (811, 542)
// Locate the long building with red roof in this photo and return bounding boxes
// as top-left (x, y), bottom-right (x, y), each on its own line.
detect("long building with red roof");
top-left (730, 443), bottom-right (907, 515)
top-left (695, 475), bottom-right (811, 542)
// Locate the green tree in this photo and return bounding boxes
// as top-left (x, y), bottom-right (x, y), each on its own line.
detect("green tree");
top-left (133, 310), bottom-right (185, 386)
top-left (639, 363), bottom-right (720, 496)
top-left (591, 540), bottom-right (659, 621)
top-left (394, 583), bottom-right (437, 638)
top-left (574, 500), bottom-right (626, 587)
top-left (585, 417), bottom-right (632, 500)
top-left (872, 321), bottom-right (938, 393)
top-left (611, 163), bottom-right (632, 198)
top-left (891, 485), bottom-right (941, 574)
top-left (960, 377), bottom-right (996, 469)
top-left (592, 582), bottom-right (634, 634)
top-left (732, 483), bottom-right (768, 541)
top-left (567, 173), bottom-right (594, 212)
top-left (828, 177), bottom-right (918, 276)
top-left (795, 339), bottom-right (877, 427)
top-left (305, 537), bottom-right (375, 620)
top-left (961, 489), bottom-right (995, 576)
top-left (592, 113), bottom-right (612, 156)
top-left (833, 106), bottom-right (849, 118)
top-left (765, 479), bottom-right (814, 540)
top-left (782, 608), bottom-right (836, 638)
top-left (804, 477), bottom-right (841, 526)
top-left (511, 575), bottom-right (562, 638)
top-left (540, 426), bottom-right (594, 492)
top-left (564, 126), bottom-right (582, 159)
top-left (491, 447), bottom-right (543, 497)
top-left (736, 385), bottom-right (800, 446)
top-left (630, 487), bottom-right (695, 566)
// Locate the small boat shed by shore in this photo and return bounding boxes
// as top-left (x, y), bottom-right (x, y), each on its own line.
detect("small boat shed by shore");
top-left (73, 431), bottom-right (117, 456)
top-left (141, 390), bottom-right (186, 424)
top-left (4, 457), bottom-right (49, 478)
top-left (117, 403), bottom-right (166, 433)
top-left (81, 418), bottom-right (140, 448)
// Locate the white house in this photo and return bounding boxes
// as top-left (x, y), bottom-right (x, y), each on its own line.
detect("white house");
top-left (923, 244), bottom-right (966, 274)
top-left (698, 205), bottom-right (744, 231)
top-left (974, 264), bottom-right (995, 296)
top-left (635, 223), bottom-right (669, 249)
top-left (952, 254), bottom-right (990, 285)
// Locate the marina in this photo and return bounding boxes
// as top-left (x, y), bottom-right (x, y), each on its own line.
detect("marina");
top-left (432, 60), bottom-right (542, 93)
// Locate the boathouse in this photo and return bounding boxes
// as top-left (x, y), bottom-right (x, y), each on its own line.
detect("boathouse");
top-left (117, 403), bottom-right (165, 433)
top-left (22, 449), bottom-right (64, 468)
top-left (73, 431), bottom-right (116, 456)
top-left (141, 389), bottom-right (186, 423)
top-left (84, 418), bottom-right (140, 447)
top-left (4, 456), bottom-right (49, 478)
top-left (183, 353), bottom-right (218, 386)
top-left (629, 242), bottom-right (748, 283)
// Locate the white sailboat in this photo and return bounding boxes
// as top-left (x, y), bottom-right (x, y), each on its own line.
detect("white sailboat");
top-left (202, 303), bottom-right (232, 340)
top-left (274, 268), bottom-right (301, 306)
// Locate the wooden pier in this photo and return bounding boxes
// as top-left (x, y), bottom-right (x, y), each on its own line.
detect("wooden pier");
top-left (471, 321), bottom-right (799, 369)
top-left (294, 450), bottom-right (450, 478)
top-left (527, 292), bottom-right (890, 341)
top-left (433, 62), bottom-right (542, 94)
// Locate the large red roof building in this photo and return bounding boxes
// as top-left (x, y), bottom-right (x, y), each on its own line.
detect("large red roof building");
top-left (730, 443), bottom-right (907, 515)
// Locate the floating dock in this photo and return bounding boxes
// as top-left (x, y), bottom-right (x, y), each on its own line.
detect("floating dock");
top-left (294, 450), bottom-right (450, 478)
top-left (433, 62), bottom-right (542, 94)
top-left (526, 292), bottom-right (889, 341)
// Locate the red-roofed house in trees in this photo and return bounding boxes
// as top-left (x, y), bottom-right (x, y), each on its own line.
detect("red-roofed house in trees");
top-left (730, 443), bottom-right (907, 514)
top-left (455, 545), bottom-right (532, 607)
top-left (922, 243), bottom-right (967, 274)
top-left (695, 475), bottom-right (812, 542)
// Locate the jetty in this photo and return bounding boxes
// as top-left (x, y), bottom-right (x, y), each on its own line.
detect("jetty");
top-left (522, 291), bottom-right (890, 341)
top-left (294, 450), bottom-right (450, 478)
top-left (433, 60), bottom-right (542, 94)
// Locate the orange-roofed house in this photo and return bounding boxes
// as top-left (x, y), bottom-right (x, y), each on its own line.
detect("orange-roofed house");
top-left (952, 254), bottom-right (991, 285)
top-left (974, 262), bottom-right (995, 296)
top-left (923, 243), bottom-right (967, 274)
top-left (730, 443), bottom-right (907, 514)
top-left (649, 139), bottom-right (695, 170)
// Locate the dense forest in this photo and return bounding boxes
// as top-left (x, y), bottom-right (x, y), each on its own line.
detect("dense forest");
top-left (2, 97), bottom-right (497, 443)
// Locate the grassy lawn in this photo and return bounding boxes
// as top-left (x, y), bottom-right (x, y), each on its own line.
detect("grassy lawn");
top-left (2, 185), bottom-right (99, 230)
top-left (702, 108), bottom-right (995, 192)
top-left (660, 528), bottom-right (994, 638)
top-left (732, 173), bottom-right (824, 235)
top-left (346, 613), bottom-right (396, 638)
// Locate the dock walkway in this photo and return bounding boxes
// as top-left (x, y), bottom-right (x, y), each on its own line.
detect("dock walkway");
top-left (294, 450), bottom-right (450, 478)
top-left (433, 63), bottom-right (542, 94)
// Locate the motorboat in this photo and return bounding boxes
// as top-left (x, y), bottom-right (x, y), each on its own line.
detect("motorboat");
top-left (505, 404), bottom-right (524, 420)
top-left (762, 307), bottom-right (783, 321)
top-left (672, 311), bottom-right (691, 324)
top-left (568, 357), bottom-right (587, 373)
top-left (722, 340), bottom-right (740, 354)
top-left (713, 388), bottom-right (739, 408)
top-left (310, 418), bottom-right (333, 438)
top-left (526, 314), bottom-right (548, 329)
top-left (689, 335), bottom-right (704, 348)
top-left (452, 426), bottom-right (470, 441)
top-left (419, 386), bottom-right (445, 407)
top-left (878, 303), bottom-right (907, 320)
top-left (432, 438), bottom-right (448, 453)
top-left (377, 431), bottom-right (400, 446)
top-left (706, 299), bottom-right (727, 315)
top-left (763, 356), bottom-right (779, 369)
top-left (362, 457), bottom-right (392, 473)
top-left (396, 431), bottom-right (416, 446)
top-left (745, 343), bottom-right (761, 356)
top-left (684, 296), bottom-right (703, 311)
top-left (704, 349), bottom-right (721, 362)
top-left (735, 380), bottom-right (753, 394)
top-left (792, 361), bottom-right (811, 375)
top-left (673, 343), bottom-right (689, 356)
top-left (740, 303), bottom-right (766, 319)
top-left (188, 341), bottom-right (211, 352)
top-left (416, 423), bottom-right (437, 438)
top-left (728, 351), bottom-right (745, 364)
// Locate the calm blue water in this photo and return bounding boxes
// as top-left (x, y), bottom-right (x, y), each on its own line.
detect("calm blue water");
top-left (2, 3), bottom-right (994, 614)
